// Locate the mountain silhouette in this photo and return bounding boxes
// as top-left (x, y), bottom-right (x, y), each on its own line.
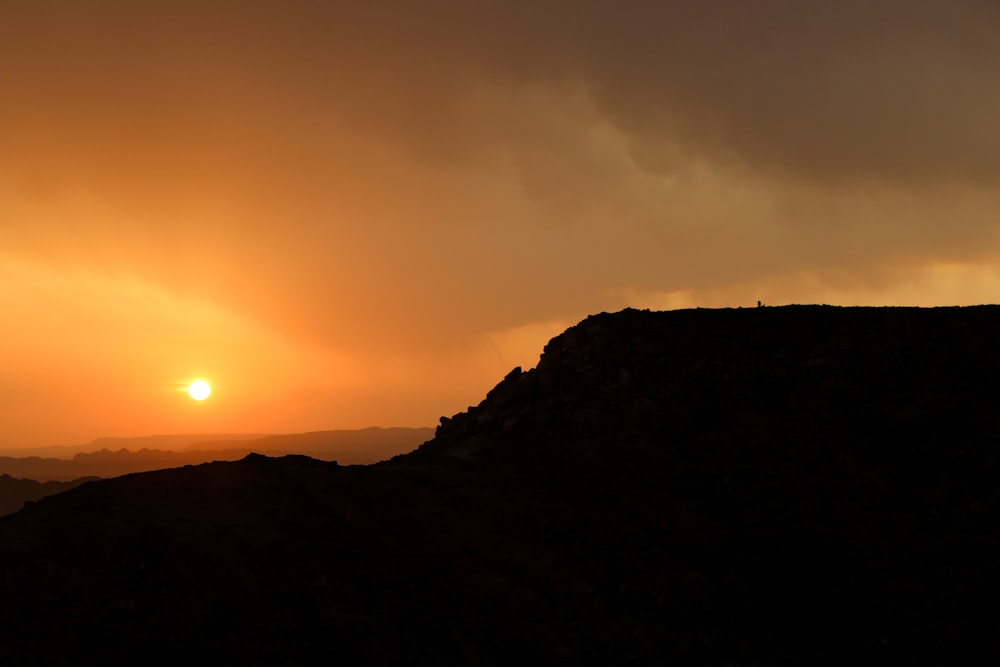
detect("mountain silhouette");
top-left (0, 427), bottom-right (433, 482)
top-left (0, 433), bottom-right (268, 459)
top-left (1, 306), bottom-right (998, 665)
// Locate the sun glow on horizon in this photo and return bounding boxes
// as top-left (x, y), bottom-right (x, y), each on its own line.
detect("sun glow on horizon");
top-left (188, 380), bottom-right (211, 401)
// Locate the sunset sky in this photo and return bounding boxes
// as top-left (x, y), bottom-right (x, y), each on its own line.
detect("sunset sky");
top-left (3, 1), bottom-right (1000, 448)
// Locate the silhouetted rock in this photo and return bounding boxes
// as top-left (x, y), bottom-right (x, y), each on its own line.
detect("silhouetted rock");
top-left (1, 306), bottom-right (999, 665)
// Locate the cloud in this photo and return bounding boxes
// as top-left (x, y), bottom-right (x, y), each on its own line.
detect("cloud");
top-left (233, 0), bottom-right (1000, 185)
top-left (3, 0), bottom-right (1000, 354)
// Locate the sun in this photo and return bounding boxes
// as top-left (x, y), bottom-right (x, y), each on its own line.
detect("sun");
top-left (188, 380), bottom-right (211, 401)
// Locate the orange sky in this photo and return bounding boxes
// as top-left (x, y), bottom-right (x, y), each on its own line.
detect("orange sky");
top-left (3, 1), bottom-right (1000, 448)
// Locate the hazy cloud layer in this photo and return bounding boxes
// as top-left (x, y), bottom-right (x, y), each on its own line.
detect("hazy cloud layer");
top-left (3, 1), bottom-right (1000, 444)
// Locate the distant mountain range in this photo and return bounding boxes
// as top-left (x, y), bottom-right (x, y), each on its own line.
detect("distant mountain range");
top-left (0, 427), bottom-right (432, 516)
top-left (0, 427), bottom-right (433, 482)
top-left (0, 426), bottom-right (434, 464)
top-left (1, 307), bottom-right (998, 664)
top-left (0, 433), bottom-right (269, 459)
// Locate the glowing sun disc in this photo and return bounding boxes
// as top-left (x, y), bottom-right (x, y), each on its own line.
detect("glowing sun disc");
top-left (188, 380), bottom-right (211, 401)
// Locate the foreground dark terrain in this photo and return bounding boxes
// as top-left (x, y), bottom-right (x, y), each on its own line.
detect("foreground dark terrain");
top-left (1, 306), bottom-right (998, 665)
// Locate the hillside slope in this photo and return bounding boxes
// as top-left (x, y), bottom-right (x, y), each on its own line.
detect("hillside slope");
top-left (0, 475), bottom-right (99, 516)
top-left (1, 306), bottom-right (998, 665)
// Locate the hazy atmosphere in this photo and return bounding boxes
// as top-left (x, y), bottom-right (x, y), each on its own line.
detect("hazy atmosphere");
top-left (3, 1), bottom-right (1000, 447)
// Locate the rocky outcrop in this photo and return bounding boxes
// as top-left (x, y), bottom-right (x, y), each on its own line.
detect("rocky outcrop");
top-left (419, 305), bottom-right (1000, 467)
